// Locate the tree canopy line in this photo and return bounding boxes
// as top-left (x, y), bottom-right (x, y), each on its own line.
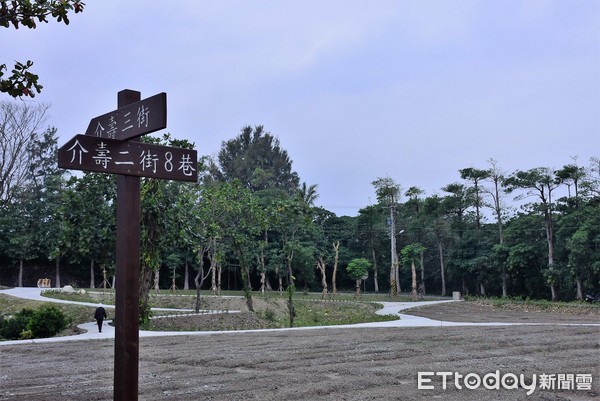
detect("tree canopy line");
top-left (1, 102), bottom-right (599, 310)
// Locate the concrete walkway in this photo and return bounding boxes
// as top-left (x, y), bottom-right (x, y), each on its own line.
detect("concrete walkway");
top-left (1, 287), bottom-right (598, 346)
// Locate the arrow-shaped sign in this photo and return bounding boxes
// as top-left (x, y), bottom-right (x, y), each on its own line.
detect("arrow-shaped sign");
top-left (84, 92), bottom-right (167, 141)
top-left (58, 134), bottom-right (197, 182)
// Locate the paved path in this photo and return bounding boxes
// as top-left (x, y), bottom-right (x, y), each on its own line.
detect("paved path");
top-left (1, 287), bottom-right (598, 346)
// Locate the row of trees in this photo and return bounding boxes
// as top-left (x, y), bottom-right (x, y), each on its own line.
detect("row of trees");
top-left (1, 102), bottom-right (599, 305)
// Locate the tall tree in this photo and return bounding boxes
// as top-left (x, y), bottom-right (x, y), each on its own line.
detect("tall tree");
top-left (1, 126), bottom-right (65, 286)
top-left (3, 187), bottom-right (37, 286)
top-left (372, 176), bottom-right (401, 296)
top-left (401, 243), bottom-right (426, 299)
top-left (423, 195), bottom-right (451, 296)
top-left (565, 208), bottom-right (600, 300)
top-left (356, 205), bottom-right (386, 293)
top-left (210, 125), bottom-right (300, 194)
top-left (441, 183), bottom-right (473, 294)
top-left (484, 159), bottom-right (508, 296)
top-left (403, 186), bottom-right (428, 294)
top-left (161, 181), bottom-right (199, 291)
top-left (63, 173), bottom-right (115, 289)
top-left (194, 181), bottom-right (229, 308)
top-left (217, 180), bottom-right (263, 311)
top-left (505, 167), bottom-right (562, 300)
top-left (299, 182), bottom-right (319, 206)
top-left (555, 162), bottom-right (586, 206)
top-left (459, 168), bottom-right (490, 231)
top-left (0, 101), bottom-right (49, 204)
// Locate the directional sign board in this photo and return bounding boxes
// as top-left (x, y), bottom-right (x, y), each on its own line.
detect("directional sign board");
top-left (58, 134), bottom-right (197, 182)
top-left (84, 92), bottom-right (167, 140)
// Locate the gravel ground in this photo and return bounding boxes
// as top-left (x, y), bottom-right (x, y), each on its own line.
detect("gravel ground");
top-left (0, 302), bottom-right (598, 401)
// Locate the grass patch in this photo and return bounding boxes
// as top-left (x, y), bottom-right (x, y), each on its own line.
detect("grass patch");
top-left (42, 289), bottom-right (115, 305)
top-left (464, 295), bottom-right (600, 314)
top-left (18, 288), bottom-right (402, 333)
top-left (289, 300), bottom-right (397, 327)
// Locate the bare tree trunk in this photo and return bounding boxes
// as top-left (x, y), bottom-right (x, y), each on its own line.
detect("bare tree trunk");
top-left (480, 283), bottom-right (486, 296)
top-left (139, 264), bottom-right (154, 321)
top-left (18, 258), bottom-right (23, 287)
top-left (217, 263), bottom-right (222, 295)
top-left (241, 265), bottom-right (254, 312)
top-left (246, 268), bottom-right (252, 291)
top-left (211, 262), bottom-right (217, 294)
top-left (101, 267), bottom-right (109, 290)
top-left (259, 231), bottom-right (268, 294)
top-left (332, 241), bottom-right (340, 295)
top-left (211, 265), bottom-right (218, 294)
top-left (576, 278), bottom-right (583, 300)
top-left (395, 262), bottom-right (401, 295)
top-left (410, 260), bottom-right (417, 299)
top-left (286, 250), bottom-right (295, 287)
top-left (389, 205), bottom-right (399, 297)
top-left (354, 279), bottom-right (361, 297)
top-left (210, 239), bottom-right (219, 295)
top-left (170, 265), bottom-right (177, 292)
top-left (194, 257), bottom-right (205, 313)
top-left (55, 257), bottom-right (61, 288)
top-left (546, 227), bottom-right (558, 301)
top-left (372, 248), bottom-right (379, 293)
top-left (277, 266), bottom-right (283, 293)
top-left (259, 255), bottom-right (266, 294)
top-left (260, 271), bottom-right (266, 294)
top-left (90, 259), bottom-right (95, 289)
top-left (419, 250), bottom-right (425, 294)
top-left (153, 269), bottom-right (160, 293)
top-left (183, 260), bottom-right (189, 291)
top-left (550, 283), bottom-right (557, 302)
top-left (316, 258), bottom-right (328, 300)
top-left (438, 241), bottom-right (446, 296)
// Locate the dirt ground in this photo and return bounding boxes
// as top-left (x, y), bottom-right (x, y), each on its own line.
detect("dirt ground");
top-left (0, 302), bottom-right (598, 401)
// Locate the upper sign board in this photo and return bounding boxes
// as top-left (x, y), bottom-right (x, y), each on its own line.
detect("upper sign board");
top-left (58, 134), bottom-right (197, 182)
top-left (84, 92), bottom-right (167, 141)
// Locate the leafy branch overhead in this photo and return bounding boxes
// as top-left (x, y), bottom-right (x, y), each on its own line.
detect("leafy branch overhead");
top-left (0, 60), bottom-right (42, 98)
top-left (0, 0), bottom-right (85, 98)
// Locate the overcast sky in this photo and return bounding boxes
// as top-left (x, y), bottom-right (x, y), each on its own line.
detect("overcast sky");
top-left (3, 1), bottom-right (599, 216)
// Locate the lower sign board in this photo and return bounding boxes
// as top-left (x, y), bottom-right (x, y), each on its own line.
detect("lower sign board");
top-left (58, 134), bottom-right (198, 182)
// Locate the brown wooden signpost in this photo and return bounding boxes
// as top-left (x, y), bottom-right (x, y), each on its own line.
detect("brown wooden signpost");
top-left (58, 90), bottom-right (197, 401)
top-left (58, 135), bottom-right (197, 181)
top-left (84, 92), bottom-right (167, 140)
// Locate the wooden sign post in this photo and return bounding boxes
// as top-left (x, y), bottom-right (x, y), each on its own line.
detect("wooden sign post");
top-left (58, 89), bottom-right (197, 401)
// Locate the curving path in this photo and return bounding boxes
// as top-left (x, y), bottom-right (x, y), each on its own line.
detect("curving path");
top-left (1, 287), bottom-right (598, 346)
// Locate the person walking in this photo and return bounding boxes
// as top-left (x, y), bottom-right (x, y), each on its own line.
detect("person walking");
top-left (94, 304), bottom-right (107, 333)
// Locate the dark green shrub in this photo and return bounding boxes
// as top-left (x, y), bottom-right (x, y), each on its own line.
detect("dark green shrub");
top-left (0, 306), bottom-right (69, 340)
top-left (27, 305), bottom-right (70, 338)
top-left (0, 308), bottom-right (35, 340)
top-left (264, 308), bottom-right (276, 322)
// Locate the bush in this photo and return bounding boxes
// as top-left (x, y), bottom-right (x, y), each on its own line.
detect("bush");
top-left (0, 306), bottom-right (69, 340)
top-left (264, 308), bottom-right (276, 322)
top-left (28, 305), bottom-right (70, 338)
top-left (0, 308), bottom-right (34, 340)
